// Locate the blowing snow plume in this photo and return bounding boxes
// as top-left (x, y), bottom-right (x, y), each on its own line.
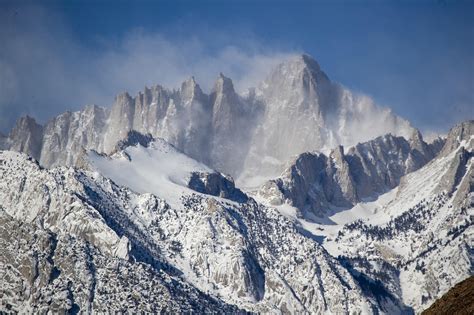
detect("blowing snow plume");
top-left (2, 53), bottom-right (413, 188)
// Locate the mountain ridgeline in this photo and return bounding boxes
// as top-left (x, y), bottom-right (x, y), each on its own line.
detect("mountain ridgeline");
top-left (0, 53), bottom-right (472, 314)
top-left (260, 129), bottom-right (446, 218)
top-left (1, 54), bottom-right (413, 184)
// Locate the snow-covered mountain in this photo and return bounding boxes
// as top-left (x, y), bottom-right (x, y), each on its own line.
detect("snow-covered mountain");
top-left (256, 120), bottom-right (473, 313)
top-left (0, 150), bottom-right (240, 313)
top-left (0, 53), bottom-right (471, 314)
top-left (0, 139), bottom-right (382, 313)
top-left (1, 121), bottom-right (471, 313)
top-left (2, 54), bottom-right (413, 186)
top-left (259, 129), bottom-right (444, 219)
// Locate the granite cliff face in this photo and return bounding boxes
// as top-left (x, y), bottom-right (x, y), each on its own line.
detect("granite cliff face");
top-left (4, 54), bottom-right (413, 185)
top-left (7, 115), bottom-right (43, 160)
top-left (260, 130), bottom-right (444, 218)
top-left (326, 120), bottom-right (473, 312)
top-left (0, 150), bottom-right (240, 313)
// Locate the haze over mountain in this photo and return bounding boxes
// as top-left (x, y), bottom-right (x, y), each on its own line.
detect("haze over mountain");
top-left (1, 1), bottom-right (472, 135)
top-left (1, 54), bottom-right (413, 188)
top-left (0, 45), bottom-right (472, 314)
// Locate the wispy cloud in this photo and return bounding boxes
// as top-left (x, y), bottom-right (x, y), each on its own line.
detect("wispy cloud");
top-left (0, 5), bottom-right (296, 131)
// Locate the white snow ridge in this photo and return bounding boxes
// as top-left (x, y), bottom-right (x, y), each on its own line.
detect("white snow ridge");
top-left (0, 54), bottom-right (472, 314)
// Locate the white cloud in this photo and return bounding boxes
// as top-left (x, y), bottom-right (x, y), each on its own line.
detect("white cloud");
top-left (0, 5), bottom-right (296, 131)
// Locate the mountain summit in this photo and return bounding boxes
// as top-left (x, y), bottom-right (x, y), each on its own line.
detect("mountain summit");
top-left (0, 51), bottom-right (472, 314)
top-left (3, 54), bottom-right (413, 186)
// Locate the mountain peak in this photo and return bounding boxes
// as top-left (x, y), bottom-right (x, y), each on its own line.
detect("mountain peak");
top-left (440, 120), bottom-right (474, 155)
top-left (115, 91), bottom-right (132, 103)
top-left (183, 75), bottom-right (197, 86)
top-left (11, 115), bottom-right (42, 133)
top-left (300, 53), bottom-right (322, 70)
top-left (213, 72), bottom-right (235, 94)
top-left (283, 53), bottom-right (323, 73)
top-left (409, 128), bottom-right (427, 149)
top-left (180, 76), bottom-right (204, 101)
top-left (262, 53), bottom-right (329, 90)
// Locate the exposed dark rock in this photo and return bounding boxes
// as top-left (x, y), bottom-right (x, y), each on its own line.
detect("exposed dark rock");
top-left (421, 276), bottom-right (474, 315)
top-left (188, 171), bottom-right (248, 202)
top-left (114, 130), bottom-right (154, 152)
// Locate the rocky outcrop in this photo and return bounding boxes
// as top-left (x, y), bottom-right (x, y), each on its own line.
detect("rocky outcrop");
top-left (103, 92), bottom-right (136, 153)
top-left (261, 130), bottom-right (440, 218)
top-left (209, 73), bottom-right (256, 175)
top-left (8, 115), bottom-right (43, 160)
top-left (439, 120), bottom-right (474, 156)
top-left (435, 120), bottom-right (473, 200)
top-left (188, 171), bottom-right (248, 202)
top-left (436, 147), bottom-right (472, 195)
top-left (40, 105), bottom-right (109, 167)
top-left (114, 130), bottom-right (154, 152)
top-left (261, 151), bottom-right (356, 217)
top-left (421, 276), bottom-right (474, 315)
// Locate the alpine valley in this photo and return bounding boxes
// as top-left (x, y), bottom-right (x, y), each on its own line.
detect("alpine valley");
top-left (0, 54), bottom-right (472, 314)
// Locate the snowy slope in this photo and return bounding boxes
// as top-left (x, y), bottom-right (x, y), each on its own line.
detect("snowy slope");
top-left (85, 137), bottom-right (384, 313)
top-left (88, 138), bottom-right (212, 208)
top-left (0, 150), bottom-right (238, 313)
top-left (256, 121), bottom-right (473, 313)
top-left (0, 148), bottom-right (382, 313)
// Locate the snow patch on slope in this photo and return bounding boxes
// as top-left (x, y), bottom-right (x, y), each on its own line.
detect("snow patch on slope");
top-left (88, 139), bottom-right (212, 208)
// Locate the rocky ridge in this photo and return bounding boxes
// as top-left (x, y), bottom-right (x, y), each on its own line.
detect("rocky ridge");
top-left (320, 120), bottom-right (473, 312)
top-left (259, 129), bottom-right (444, 218)
top-left (3, 54), bottom-right (413, 184)
top-left (0, 50), bottom-right (471, 314)
top-left (0, 148), bottom-right (385, 313)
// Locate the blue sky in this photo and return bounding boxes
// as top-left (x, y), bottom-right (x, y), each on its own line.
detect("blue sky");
top-left (0, 0), bottom-right (473, 134)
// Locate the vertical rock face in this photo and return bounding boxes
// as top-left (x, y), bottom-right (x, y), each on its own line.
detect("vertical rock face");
top-left (40, 105), bottom-right (108, 168)
top-left (439, 120), bottom-right (474, 156)
top-left (437, 147), bottom-right (471, 195)
top-left (328, 145), bottom-right (358, 205)
top-left (263, 131), bottom-right (439, 218)
top-left (347, 135), bottom-right (412, 197)
top-left (436, 121), bottom-right (474, 196)
top-left (406, 129), bottom-right (438, 172)
top-left (103, 93), bottom-right (135, 152)
top-left (176, 77), bottom-right (212, 164)
top-left (4, 54), bottom-right (414, 183)
top-left (132, 85), bottom-right (170, 134)
top-left (242, 55), bottom-right (333, 180)
top-left (209, 73), bottom-right (256, 175)
top-left (8, 116), bottom-right (43, 160)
